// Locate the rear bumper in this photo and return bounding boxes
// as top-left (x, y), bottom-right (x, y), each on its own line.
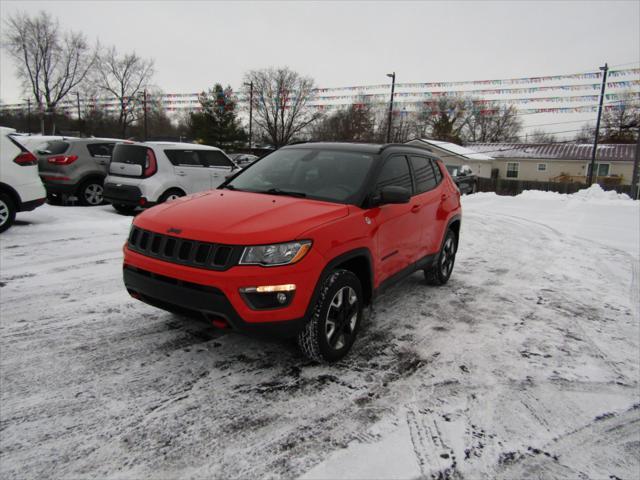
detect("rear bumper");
top-left (104, 183), bottom-right (147, 206)
top-left (123, 264), bottom-right (307, 338)
top-left (40, 175), bottom-right (78, 194)
top-left (20, 197), bottom-right (46, 212)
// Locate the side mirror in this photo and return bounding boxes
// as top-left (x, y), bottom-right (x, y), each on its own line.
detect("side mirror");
top-left (372, 186), bottom-right (411, 206)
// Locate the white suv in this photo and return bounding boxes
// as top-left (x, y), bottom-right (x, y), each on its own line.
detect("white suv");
top-left (103, 141), bottom-right (237, 214)
top-left (0, 127), bottom-right (47, 233)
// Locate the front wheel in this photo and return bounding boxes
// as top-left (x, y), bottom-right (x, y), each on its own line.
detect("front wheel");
top-left (424, 229), bottom-right (457, 286)
top-left (0, 193), bottom-right (16, 233)
top-left (297, 269), bottom-right (363, 363)
top-left (158, 189), bottom-right (185, 204)
top-left (113, 204), bottom-right (136, 215)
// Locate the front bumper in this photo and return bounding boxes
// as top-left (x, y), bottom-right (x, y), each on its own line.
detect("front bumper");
top-left (123, 246), bottom-right (325, 338)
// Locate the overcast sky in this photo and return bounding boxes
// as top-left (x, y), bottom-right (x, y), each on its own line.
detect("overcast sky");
top-left (1, 0), bottom-right (638, 135)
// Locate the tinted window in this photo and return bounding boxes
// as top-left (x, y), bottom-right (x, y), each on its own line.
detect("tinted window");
top-left (409, 156), bottom-right (438, 194)
top-left (376, 156), bottom-right (413, 193)
top-left (433, 160), bottom-right (443, 183)
top-left (165, 150), bottom-right (203, 167)
top-left (35, 140), bottom-right (69, 155)
top-left (200, 150), bottom-right (233, 167)
top-left (226, 148), bottom-right (374, 204)
top-left (87, 143), bottom-right (115, 158)
top-left (111, 144), bottom-right (148, 165)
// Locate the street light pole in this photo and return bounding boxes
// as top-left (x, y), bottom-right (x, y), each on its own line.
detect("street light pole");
top-left (25, 98), bottom-right (31, 134)
top-left (244, 82), bottom-right (254, 153)
top-left (386, 72), bottom-right (396, 143)
top-left (587, 63), bottom-right (608, 186)
top-left (143, 89), bottom-right (148, 141)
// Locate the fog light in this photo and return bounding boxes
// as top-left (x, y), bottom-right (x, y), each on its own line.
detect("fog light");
top-left (241, 284), bottom-right (296, 293)
top-left (276, 292), bottom-right (287, 304)
top-left (239, 285), bottom-right (296, 310)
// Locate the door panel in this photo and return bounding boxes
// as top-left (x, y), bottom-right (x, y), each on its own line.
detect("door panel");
top-left (371, 155), bottom-right (421, 282)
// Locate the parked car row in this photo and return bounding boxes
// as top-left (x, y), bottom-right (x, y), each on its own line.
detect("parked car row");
top-left (0, 128), bottom-right (244, 231)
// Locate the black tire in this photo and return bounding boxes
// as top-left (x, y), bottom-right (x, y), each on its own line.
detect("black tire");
top-left (297, 269), bottom-right (363, 363)
top-left (113, 204), bottom-right (137, 215)
top-left (78, 178), bottom-right (105, 206)
top-left (424, 229), bottom-right (457, 286)
top-left (158, 189), bottom-right (185, 204)
top-left (0, 193), bottom-right (17, 233)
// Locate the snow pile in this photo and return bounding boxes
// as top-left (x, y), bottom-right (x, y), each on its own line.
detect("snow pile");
top-left (517, 184), bottom-right (633, 203)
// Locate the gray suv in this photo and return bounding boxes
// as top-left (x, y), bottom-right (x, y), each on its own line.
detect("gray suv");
top-left (25, 137), bottom-right (124, 205)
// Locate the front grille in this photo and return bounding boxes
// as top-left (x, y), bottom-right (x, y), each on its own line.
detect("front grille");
top-left (127, 227), bottom-right (241, 271)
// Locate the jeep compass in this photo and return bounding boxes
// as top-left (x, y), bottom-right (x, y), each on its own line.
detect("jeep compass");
top-left (123, 142), bottom-right (462, 362)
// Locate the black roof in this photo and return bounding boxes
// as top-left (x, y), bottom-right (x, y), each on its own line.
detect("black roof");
top-left (281, 141), bottom-right (431, 155)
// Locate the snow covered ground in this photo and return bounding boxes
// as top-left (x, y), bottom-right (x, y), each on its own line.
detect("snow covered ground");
top-left (1, 186), bottom-right (638, 479)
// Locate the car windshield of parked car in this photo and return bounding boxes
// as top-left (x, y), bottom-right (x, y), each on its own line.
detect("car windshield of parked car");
top-left (225, 148), bottom-right (374, 203)
top-left (446, 165), bottom-right (459, 177)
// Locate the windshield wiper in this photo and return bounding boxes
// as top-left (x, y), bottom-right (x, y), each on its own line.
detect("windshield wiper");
top-left (221, 184), bottom-right (237, 190)
top-left (263, 188), bottom-right (307, 198)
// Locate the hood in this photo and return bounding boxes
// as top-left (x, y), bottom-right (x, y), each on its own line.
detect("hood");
top-left (134, 190), bottom-right (349, 245)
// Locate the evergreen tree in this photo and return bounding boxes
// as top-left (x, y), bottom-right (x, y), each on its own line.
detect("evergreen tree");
top-left (189, 84), bottom-right (246, 149)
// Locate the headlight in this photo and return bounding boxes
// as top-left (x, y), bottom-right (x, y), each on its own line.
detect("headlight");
top-left (239, 240), bottom-right (312, 266)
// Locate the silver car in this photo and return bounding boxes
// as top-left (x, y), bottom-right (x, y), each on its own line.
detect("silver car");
top-left (19, 136), bottom-right (124, 206)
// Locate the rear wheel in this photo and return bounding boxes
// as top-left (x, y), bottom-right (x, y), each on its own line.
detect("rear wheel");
top-left (298, 269), bottom-right (363, 363)
top-left (0, 193), bottom-right (16, 233)
top-left (158, 189), bottom-right (185, 204)
top-left (424, 229), bottom-right (457, 286)
top-left (78, 179), bottom-right (104, 206)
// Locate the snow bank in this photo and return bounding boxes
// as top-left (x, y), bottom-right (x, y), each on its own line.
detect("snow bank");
top-left (517, 184), bottom-right (633, 203)
top-left (464, 185), bottom-right (640, 258)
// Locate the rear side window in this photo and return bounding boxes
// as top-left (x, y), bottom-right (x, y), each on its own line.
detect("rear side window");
top-left (199, 150), bottom-right (233, 167)
top-left (87, 143), bottom-right (115, 158)
top-left (165, 150), bottom-right (203, 167)
top-left (376, 156), bottom-right (413, 193)
top-left (111, 144), bottom-right (148, 165)
top-left (409, 156), bottom-right (438, 194)
top-left (433, 160), bottom-right (443, 183)
top-left (36, 140), bottom-right (69, 155)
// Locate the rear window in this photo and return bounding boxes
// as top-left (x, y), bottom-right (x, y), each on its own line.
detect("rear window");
top-left (35, 140), bottom-right (69, 155)
top-left (111, 144), bottom-right (148, 165)
top-left (87, 143), bottom-right (115, 158)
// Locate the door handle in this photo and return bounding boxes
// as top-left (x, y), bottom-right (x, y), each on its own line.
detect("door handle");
top-left (176, 171), bottom-right (186, 176)
top-left (411, 204), bottom-right (421, 213)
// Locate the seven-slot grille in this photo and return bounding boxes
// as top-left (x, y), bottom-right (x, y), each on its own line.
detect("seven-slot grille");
top-left (127, 226), bottom-right (240, 270)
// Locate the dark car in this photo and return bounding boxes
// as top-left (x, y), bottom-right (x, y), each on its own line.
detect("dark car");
top-left (445, 165), bottom-right (477, 194)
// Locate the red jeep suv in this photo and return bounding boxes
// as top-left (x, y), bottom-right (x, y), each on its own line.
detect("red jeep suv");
top-left (123, 143), bottom-right (461, 362)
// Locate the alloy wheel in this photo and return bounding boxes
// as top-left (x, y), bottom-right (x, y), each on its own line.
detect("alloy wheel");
top-left (84, 184), bottom-right (104, 205)
top-left (0, 199), bottom-right (8, 226)
top-left (440, 236), bottom-right (456, 277)
top-left (325, 286), bottom-right (359, 350)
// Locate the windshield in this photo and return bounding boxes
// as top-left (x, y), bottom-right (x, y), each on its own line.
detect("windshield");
top-left (225, 148), bottom-right (375, 204)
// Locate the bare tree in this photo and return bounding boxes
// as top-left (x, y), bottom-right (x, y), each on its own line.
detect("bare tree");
top-left (463, 104), bottom-right (521, 143)
top-left (574, 123), bottom-right (595, 143)
top-left (526, 129), bottom-right (557, 143)
top-left (95, 46), bottom-right (154, 138)
top-left (243, 67), bottom-right (321, 147)
top-left (600, 92), bottom-right (639, 143)
top-left (3, 11), bottom-right (97, 133)
top-left (415, 97), bottom-right (469, 144)
top-left (311, 103), bottom-right (375, 142)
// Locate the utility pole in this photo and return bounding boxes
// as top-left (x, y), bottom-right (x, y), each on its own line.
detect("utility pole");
top-left (75, 92), bottom-right (82, 136)
top-left (386, 72), bottom-right (396, 143)
top-left (143, 89), bottom-right (148, 141)
top-left (244, 81), bottom-right (254, 153)
top-left (587, 63), bottom-right (608, 186)
top-left (631, 126), bottom-right (640, 199)
top-left (26, 98), bottom-right (31, 134)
